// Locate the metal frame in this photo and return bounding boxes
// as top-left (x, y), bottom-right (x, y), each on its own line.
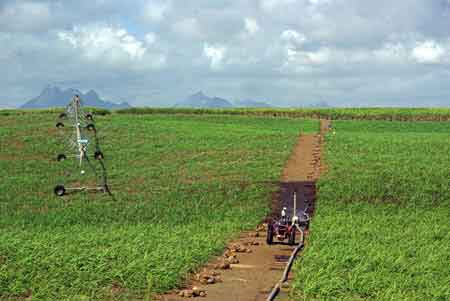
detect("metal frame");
top-left (54, 95), bottom-right (111, 197)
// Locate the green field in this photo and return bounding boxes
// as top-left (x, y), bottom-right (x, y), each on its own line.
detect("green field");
top-left (2, 110), bottom-right (450, 300)
top-left (0, 113), bottom-right (318, 300)
top-left (292, 120), bottom-right (450, 300)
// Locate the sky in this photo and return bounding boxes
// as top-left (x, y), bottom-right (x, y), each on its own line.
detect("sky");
top-left (1, 0), bottom-right (450, 108)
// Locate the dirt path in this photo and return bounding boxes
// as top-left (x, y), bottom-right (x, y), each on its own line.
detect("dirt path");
top-left (162, 120), bottom-right (330, 301)
top-left (282, 120), bottom-right (329, 182)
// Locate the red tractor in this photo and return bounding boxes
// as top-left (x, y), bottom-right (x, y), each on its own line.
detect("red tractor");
top-left (267, 205), bottom-right (310, 246)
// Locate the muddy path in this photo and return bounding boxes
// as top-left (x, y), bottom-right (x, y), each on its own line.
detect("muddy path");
top-left (162, 120), bottom-right (330, 301)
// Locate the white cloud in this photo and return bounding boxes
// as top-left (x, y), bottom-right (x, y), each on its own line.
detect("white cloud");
top-left (172, 18), bottom-right (202, 38)
top-left (203, 43), bottom-right (227, 70)
top-left (244, 18), bottom-right (260, 35)
top-left (57, 24), bottom-right (167, 71)
top-left (373, 43), bottom-right (409, 63)
top-left (285, 47), bottom-right (331, 68)
top-left (260, 0), bottom-right (296, 12)
top-left (308, 0), bottom-right (332, 6)
top-left (0, 1), bottom-right (51, 32)
top-left (305, 48), bottom-right (331, 64)
top-left (278, 29), bottom-right (333, 70)
top-left (143, 0), bottom-right (171, 22)
top-left (411, 40), bottom-right (445, 64)
top-left (280, 30), bottom-right (307, 48)
top-left (145, 32), bottom-right (157, 45)
top-left (58, 24), bottom-right (146, 61)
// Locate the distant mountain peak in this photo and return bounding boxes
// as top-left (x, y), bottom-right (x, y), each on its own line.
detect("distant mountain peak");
top-left (21, 86), bottom-right (131, 110)
top-left (86, 89), bottom-right (98, 96)
top-left (177, 91), bottom-right (233, 108)
top-left (40, 85), bottom-right (61, 96)
top-left (192, 91), bottom-right (205, 97)
top-left (175, 92), bottom-right (276, 109)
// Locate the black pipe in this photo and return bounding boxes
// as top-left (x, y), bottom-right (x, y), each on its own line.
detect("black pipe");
top-left (266, 241), bottom-right (304, 301)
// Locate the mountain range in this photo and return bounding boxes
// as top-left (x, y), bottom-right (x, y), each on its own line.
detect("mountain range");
top-left (20, 86), bottom-right (131, 109)
top-left (19, 86), bottom-right (328, 109)
top-left (175, 91), bottom-right (233, 108)
top-left (175, 91), bottom-right (272, 108)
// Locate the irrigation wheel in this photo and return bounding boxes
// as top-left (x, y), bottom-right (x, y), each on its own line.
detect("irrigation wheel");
top-left (57, 154), bottom-right (67, 162)
top-left (54, 185), bottom-right (66, 197)
top-left (94, 151), bottom-right (104, 160)
top-left (86, 124), bottom-right (96, 131)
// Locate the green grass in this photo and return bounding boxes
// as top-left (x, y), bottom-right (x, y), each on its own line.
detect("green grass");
top-left (0, 113), bottom-right (318, 300)
top-left (292, 120), bottom-right (450, 300)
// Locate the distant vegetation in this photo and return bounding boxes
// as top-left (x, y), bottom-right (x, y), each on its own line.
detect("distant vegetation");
top-left (0, 107), bottom-right (111, 116)
top-left (116, 107), bottom-right (450, 121)
top-left (7, 107), bottom-right (450, 121)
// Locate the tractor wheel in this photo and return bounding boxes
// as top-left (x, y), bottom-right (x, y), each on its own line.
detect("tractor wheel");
top-left (288, 227), bottom-right (296, 245)
top-left (86, 124), bottom-right (96, 131)
top-left (94, 151), bottom-right (104, 160)
top-left (57, 154), bottom-right (67, 162)
top-left (54, 185), bottom-right (66, 197)
top-left (266, 223), bottom-right (274, 245)
top-left (56, 122), bottom-right (64, 129)
top-left (86, 113), bottom-right (93, 121)
top-left (59, 113), bottom-right (67, 119)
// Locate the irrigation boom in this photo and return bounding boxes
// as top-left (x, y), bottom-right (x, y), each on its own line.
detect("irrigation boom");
top-left (53, 95), bottom-right (112, 197)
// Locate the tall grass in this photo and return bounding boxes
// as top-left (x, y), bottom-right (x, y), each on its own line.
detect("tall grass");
top-left (0, 113), bottom-right (317, 299)
top-left (291, 120), bottom-right (450, 300)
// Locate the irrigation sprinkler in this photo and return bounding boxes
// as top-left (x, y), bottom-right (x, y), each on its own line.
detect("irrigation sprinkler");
top-left (53, 95), bottom-right (112, 197)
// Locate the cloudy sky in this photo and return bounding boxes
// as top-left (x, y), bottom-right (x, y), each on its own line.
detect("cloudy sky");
top-left (1, 0), bottom-right (450, 108)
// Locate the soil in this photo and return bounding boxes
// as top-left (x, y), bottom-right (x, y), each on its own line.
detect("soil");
top-left (161, 120), bottom-right (330, 301)
top-left (282, 119), bottom-right (330, 182)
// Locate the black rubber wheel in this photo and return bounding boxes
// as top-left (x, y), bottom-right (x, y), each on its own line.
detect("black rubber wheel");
top-left (54, 185), bottom-right (66, 197)
top-left (56, 122), bottom-right (64, 129)
top-left (288, 227), bottom-right (296, 245)
top-left (94, 151), bottom-right (104, 160)
top-left (86, 123), bottom-right (96, 131)
top-left (266, 223), bottom-right (274, 245)
top-left (59, 113), bottom-right (67, 119)
top-left (86, 113), bottom-right (93, 121)
top-left (57, 154), bottom-right (67, 162)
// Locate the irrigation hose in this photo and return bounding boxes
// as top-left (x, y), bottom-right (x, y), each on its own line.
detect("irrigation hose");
top-left (266, 232), bottom-right (305, 301)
